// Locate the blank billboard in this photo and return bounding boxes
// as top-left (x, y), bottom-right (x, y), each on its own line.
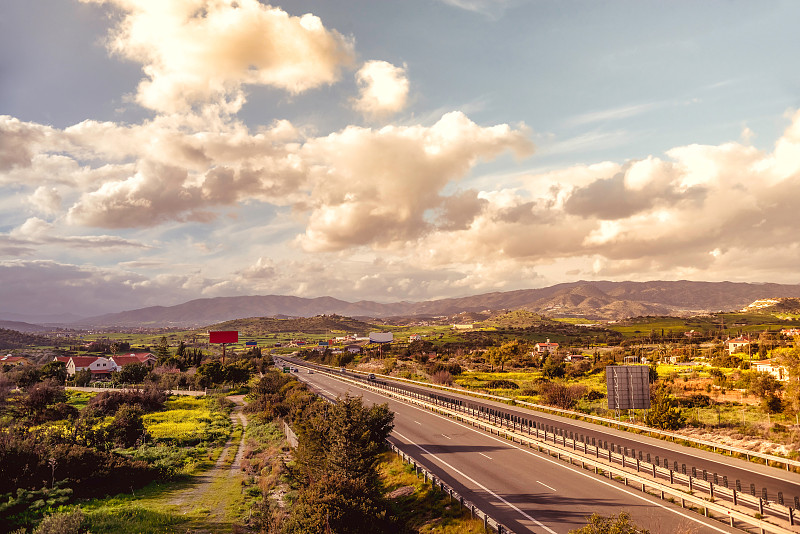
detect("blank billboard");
top-left (369, 332), bottom-right (393, 343)
top-left (209, 330), bottom-right (239, 344)
top-left (606, 365), bottom-right (650, 410)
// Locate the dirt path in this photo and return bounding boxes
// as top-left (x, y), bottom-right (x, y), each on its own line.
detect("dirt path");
top-left (166, 395), bottom-right (249, 533)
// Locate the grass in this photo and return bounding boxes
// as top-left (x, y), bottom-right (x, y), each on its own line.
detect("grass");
top-left (379, 452), bottom-right (487, 533)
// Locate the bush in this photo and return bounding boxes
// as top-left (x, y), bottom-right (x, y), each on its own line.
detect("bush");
top-left (430, 371), bottom-right (453, 385)
top-left (486, 379), bottom-right (519, 390)
top-left (540, 382), bottom-right (586, 409)
top-left (87, 387), bottom-right (166, 416)
top-left (33, 508), bottom-right (87, 534)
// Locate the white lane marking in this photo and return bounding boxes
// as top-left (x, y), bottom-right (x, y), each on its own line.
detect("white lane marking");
top-left (331, 377), bottom-right (735, 534)
top-left (479, 452), bottom-right (493, 460)
top-left (394, 431), bottom-right (557, 534)
top-left (538, 481), bottom-right (556, 492)
top-left (442, 433), bottom-right (451, 439)
top-left (414, 421), bottom-right (422, 425)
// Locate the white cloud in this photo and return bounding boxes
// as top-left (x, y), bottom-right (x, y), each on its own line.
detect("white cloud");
top-left (352, 60), bottom-right (409, 118)
top-left (80, 0), bottom-right (355, 113)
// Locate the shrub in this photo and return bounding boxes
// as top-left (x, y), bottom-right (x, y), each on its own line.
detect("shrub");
top-left (87, 388), bottom-right (166, 416)
top-left (33, 508), bottom-right (87, 534)
top-left (430, 371), bottom-right (453, 385)
top-left (540, 382), bottom-right (586, 409)
top-left (486, 379), bottom-right (518, 390)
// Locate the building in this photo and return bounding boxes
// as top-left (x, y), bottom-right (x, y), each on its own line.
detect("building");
top-left (0, 355), bottom-right (26, 366)
top-left (110, 352), bottom-right (157, 368)
top-left (65, 356), bottom-right (116, 378)
top-left (752, 359), bottom-right (789, 382)
top-left (726, 336), bottom-right (750, 355)
top-left (534, 339), bottom-right (559, 354)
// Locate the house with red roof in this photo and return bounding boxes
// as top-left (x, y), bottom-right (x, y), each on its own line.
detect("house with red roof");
top-left (534, 339), bottom-right (559, 354)
top-left (1, 355), bottom-right (27, 366)
top-left (110, 352), bottom-right (157, 368)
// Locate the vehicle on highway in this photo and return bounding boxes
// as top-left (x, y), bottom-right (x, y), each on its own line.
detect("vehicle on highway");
top-left (368, 373), bottom-right (376, 380)
top-left (308, 370), bottom-right (314, 374)
top-left (340, 367), bottom-right (346, 372)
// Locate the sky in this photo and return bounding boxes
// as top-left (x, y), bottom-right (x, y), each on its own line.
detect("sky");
top-left (2, 0), bottom-right (800, 319)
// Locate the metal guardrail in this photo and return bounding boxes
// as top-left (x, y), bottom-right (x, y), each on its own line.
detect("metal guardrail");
top-left (313, 362), bottom-right (800, 472)
top-left (388, 442), bottom-right (514, 534)
top-left (308, 365), bottom-right (800, 534)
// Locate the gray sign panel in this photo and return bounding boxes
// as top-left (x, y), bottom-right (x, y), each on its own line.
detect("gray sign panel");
top-left (606, 365), bottom-right (651, 410)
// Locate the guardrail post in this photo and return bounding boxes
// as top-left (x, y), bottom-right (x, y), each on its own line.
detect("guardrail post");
top-left (779, 491), bottom-right (784, 506)
top-left (732, 488), bottom-right (736, 505)
top-left (483, 512), bottom-right (488, 531)
top-left (751, 483), bottom-right (756, 496)
top-left (789, 507), bottom-right (794, 526)
top-left (669, 470), bottom-right (674, 484)
top-left (709, 483), bottom-right (713, 500)
top-left (758, 497), bottom-right (764, 516)
top-left (636, 459), bottom-right (640, 472)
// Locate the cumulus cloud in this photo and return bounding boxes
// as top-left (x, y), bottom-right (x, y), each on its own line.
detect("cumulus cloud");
top-left (29, 187), bottom-right (62, 216)
top-left (80, 0), bottom-right (355, 112)
top-left (396, 109), bottom-right (800, 285)
top-left (297, 111), bottom-right (534, 251)
top-left (352, 60), bottom-right (409, 118)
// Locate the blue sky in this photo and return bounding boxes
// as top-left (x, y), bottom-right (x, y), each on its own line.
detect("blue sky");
top-left (2, 0), bottom-right (800, 319)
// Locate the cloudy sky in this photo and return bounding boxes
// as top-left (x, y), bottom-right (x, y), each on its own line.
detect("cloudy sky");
top-left (2, 0), bottom-right (800, 319)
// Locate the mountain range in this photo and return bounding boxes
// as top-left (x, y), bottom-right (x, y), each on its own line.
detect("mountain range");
top-left (66, 280), bottom-right (800, 328)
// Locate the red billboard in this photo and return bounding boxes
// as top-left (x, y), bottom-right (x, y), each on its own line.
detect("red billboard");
top-left (209, 331), bottom-right (239, 344)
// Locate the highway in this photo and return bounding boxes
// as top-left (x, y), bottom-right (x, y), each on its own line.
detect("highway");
top-left (283, 356), bottom-right (800, 512)
top-left (287, 364), bottom-right (746, 534)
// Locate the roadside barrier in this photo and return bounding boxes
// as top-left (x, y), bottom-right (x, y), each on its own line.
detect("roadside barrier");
top-left (388, 441), bottom-right (514, 534)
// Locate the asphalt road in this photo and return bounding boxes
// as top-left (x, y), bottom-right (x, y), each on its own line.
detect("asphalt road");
top-left (283, 357), bottom-right (800, 511)
top-left (291, 367), bottom-right (745, 534)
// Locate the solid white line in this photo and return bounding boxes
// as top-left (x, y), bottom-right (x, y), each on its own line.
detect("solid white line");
top-left (327, 376), bottom-right (736, 534)
top-left (537, 481), bottom-right (556, 492)
top-left (414, 420), bottom-right (422, 425)
top-left (394, 431), bottom-right (557, 534)
top-left (479, 452), bottom-right (493, 460)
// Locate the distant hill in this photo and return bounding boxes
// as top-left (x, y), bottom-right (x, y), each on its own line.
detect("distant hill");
top-left (0, 320), bottom-right (57, 333)
top-left (0, 328), bottom-right (54, 350)
top-left (71, 280), bottom-right (800, 328)
top-left (205, 315), bottom-right (377, 336)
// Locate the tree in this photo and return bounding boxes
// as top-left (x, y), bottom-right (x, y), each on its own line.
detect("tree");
top-left (74, 368), bottom-right (91, 387)
top-left (109, 404), bottom-right (146, 447)
top-left (542, 353), bottom-right (566, 379)
top-left (570, 512), bottom-right (650, 533)
top-left (154, 336), bottom-right (171, 363)
top-left (114, 363), bottom-right (150, 385)
top-left (39, 361), bottom-right (67, 385)
top-left (776, 345), bottom-right (800, 414)
top-left (645, 384), bottom-right (685, 430)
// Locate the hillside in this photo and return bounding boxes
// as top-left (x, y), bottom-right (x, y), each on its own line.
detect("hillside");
top-left (741, 297), bottom-right (800, 318)
top-left (0, 328), bottom-right (54, 350)
top-left (204, 315), bottom-right (377, 336)
top-left (69, 280), bottom-right (800, 328)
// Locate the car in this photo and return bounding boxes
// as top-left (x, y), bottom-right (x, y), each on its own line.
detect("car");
top-left (368, 373), bottom-right (376, 380)
top-left (340, 367), bottom-right (346, 372)
top-left (308, 370), bottom-right (314, 374)
top-left (292, 368), bottom-right (299, 372)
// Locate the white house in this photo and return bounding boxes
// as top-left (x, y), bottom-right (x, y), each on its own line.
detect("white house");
top-left (752, 359), bottom-right (789, 382)
top-left (66, 356), bottom-right (116, 378)
top-left (534, 339), bottom-right (559, 354)
top-left (726, 337), bottom-right (750, 355)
